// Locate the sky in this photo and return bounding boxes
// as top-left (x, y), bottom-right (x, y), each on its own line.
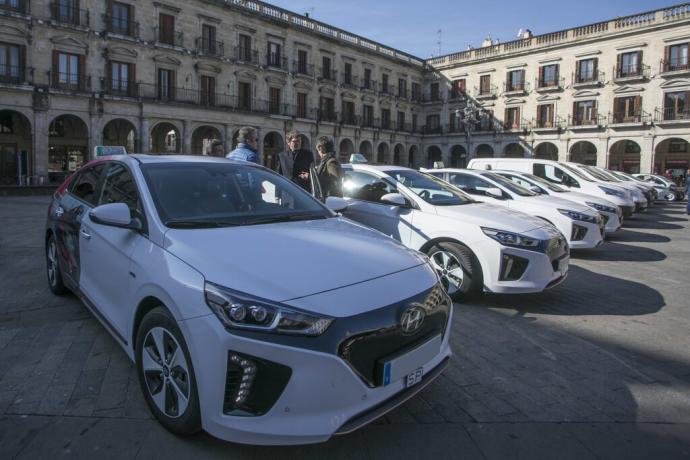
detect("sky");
top-left (265, 0), bottom-right (674, 58)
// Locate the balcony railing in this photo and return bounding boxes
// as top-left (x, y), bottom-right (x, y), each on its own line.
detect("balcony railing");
top-left (396, 122), bottom-right (412, 132)
top-left (0, 65), bottom-right (32, 86)
top-left (235, 47), bottom-right (260, 65)
top-left (503, 117), bottom-right (530, 131)
top-left (397, 88), bottom-right (409, 99)
top-left (475, 85), bottom-right (498, 98)
top-left (660, 59), bottom-right (690, 73)
top-left (156, 28), bottom-right (183, 47)
top-left (341, 74), bottom-right (359, 88)
top-left (319, 68), bottom-right (337, 82)
top-left (410, 91), bottom-right (423, 102)
top-left (449, 89), bottom-right (467, 100)
top-left (614, 63), bottom-right (651, 79)
top-left (104, 15), bottom-right (139, 38)
top-left (266, 54), bottom-right (288, 70)
top-left (379, 84), bottom-right (396, 96)
top-left (267, 102), bottom-right (293, 116)
top-left (49, 71), bottom-right (91, 92)
top-left (292, 61), bottom-right (314, 77)
top-left (295, 107), bottom-right (317, 120)
top-left (361, 79), bottom-right (377, 92)
top-left (572, 70), bottom-right (605, 85)
top-left (102, 78), bottom-right (137, 97)
top-left (656, 107), bottom-right (690, 121)
top-left (361, 117), bottom-right (377, 129)
top-left (568, 114), bottom-right (606, 127)
top-left (340, 113), bottom-right (360, 125)
top-left (380, 118), bottom-right (392, 130)
top-left (50, 2), bottom-right (89, 27)
top-left (503, 81), bottom-right (529, 93)
top-left (609, 111), bottom-right (651, 124)
top-left (196, 38), bottom-right (224, 57)
top-left (0, 0), bottom-right (28, 14)
top-left (423, 93), bottom-right (442, 103)
top-left (533, 116), bottom-right (565, 129)
top-left (535, 77), bottom-right (564, 90)
top-left (317, 109), bottom-right (338, 123)
top-left (422, 125), bottom-right (443, 135)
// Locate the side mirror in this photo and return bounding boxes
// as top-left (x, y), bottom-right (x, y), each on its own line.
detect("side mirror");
top-left (325, 196), bottom-right (349, 212)
top-left (89, 203), bottom-right (142, 230)
top-left (380, 193), bottom-right (408, 206)
top-left (529, 185), bottom-right (543, 194)
top-left (485, 187), bottom-right (504, 199)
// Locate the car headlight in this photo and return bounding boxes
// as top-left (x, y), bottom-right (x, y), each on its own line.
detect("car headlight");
top-left (558, 209), bottom-right (596, 223)
top-left (204, 282), bottom-right (333, 336)
top-left (599, 186), bottom-right (625, 198)
top-left (481, 227), bottom-right (543, 252)
top-left (585, 202), bottom-right (616, 214)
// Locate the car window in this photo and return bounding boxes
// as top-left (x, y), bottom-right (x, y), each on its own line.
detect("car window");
top-left (141, 162), bottom-right (331, 226)
top-left (533, 163), bottom-right (581, 188)
top-left (559, 163), bottom-right (594, 182)
top-left (498, 173), bottom-right (544, 192)
top-left (69, 163), bottom-right (106, 205)
top-left (99, 163), bottom-right (141, 216)
top-left (385, 170), bottom-right (473, 206)
top-left (482, 172), bottom-right (537, 196)
top-left (342, 170), bottom-right (398, 204)
top-left (521, 173), bottom-right (567, 193)
top-left (447, 173), bottom-right (494, 196)
top-left (583, 166), bottom-right (614, 182)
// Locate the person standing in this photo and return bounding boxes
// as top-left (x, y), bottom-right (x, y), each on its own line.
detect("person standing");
top-left (315, 136), bottom-right (342, 198)
top-left (277, 131), bottom-right (313, 191)
top-left (685, 168), bottom-right (690, 215)
top-left (226, 127), bottom-right (259, 164)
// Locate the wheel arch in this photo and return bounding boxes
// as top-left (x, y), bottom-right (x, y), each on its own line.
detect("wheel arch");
top-left (132, 296), bottom-right (171, 350)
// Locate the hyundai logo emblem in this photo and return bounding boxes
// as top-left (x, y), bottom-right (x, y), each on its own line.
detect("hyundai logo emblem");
top-left (400, 305), bottom-right (426, 334)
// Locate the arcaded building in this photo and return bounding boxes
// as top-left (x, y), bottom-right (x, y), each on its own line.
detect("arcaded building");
top-left (0, 0), bottom-right (689, 185)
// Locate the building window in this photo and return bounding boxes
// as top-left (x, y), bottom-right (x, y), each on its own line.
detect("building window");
top-left (156, 68), bottom-right (174, 101)
top-left (539, 65), bottom-right (559, 87)
top-left (238, 34), bottom-right (252, 62)
top-left (426, 114), bottom-right (440, 133)
top-left (269, 87), bottom-right (281, 114)
top-left (200, 75), bottom-right (215, 106)
top-left (267, 42), bottom-right (281, 68)
top-left (613, 96), bottom-right (640, 123)
top-left (297, 50), bottom-right (308, 74)
top-left (363, 68), bottom-right (372, 89)
top-left (109, 2), bottom-right (133, 36)
top-left (322, 56), bottom-right (332, 80)
top-left (430, 82), bottom-right (439, 101)
top-left (201, 25), bottom-right (218, 55)
top-left (110, 61), bottom-right (133, 95)
top-left (381, 109), bottom-right (390, 129)
top-left (576, 58), bottom-right (598, 83)
top-left (158, 13), bottom-right (176, 45)
top-left (480, 75), bottom-right (491, 95)
top-left (573, 100), bottom-right (597, 125)
top-left (342, 101), bottom-right (355, 124)
top-left (506, 70), bottom-right (525, 92)
top-left (52, 0), bottom-right (80, 25)
top-left (319, 97), bottom-right (335, 121)
top-left (0, 0), bottom-right (23, 12)
top-left (412, 113), bottom-right (418, 131)
top-left (398, 78), bottom-right (407, 98)
top-left (0, 42), bottom-right (21, 84)
top-left (504, 107), bottom-right (520, 129)
top-left (618, 51), bottom-right (642, 78)
top-left (397, 111), bottom-right (405, 130)
top-left (537, 104), bottom-right (554, 128)
top-left (363, 105), bottom-right (373, 127)
top-left (296, 92), bottom-right (307, 118)
top-left (381, 74), bottom-right (389, 93)
top-left (411, 82), bottom-right (421, 101)
top-left (238, 81), bottom-right (252, 110)
top-left (663, 91), bottom-right (689, 120)
top-left (665, 43), bottom-right (689, 72)
top-left (451, 79), bottom-right (465, 98)
top-left (0, 111), bottom-right (13, 133)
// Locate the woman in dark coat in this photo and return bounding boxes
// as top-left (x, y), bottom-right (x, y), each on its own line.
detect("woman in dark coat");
top-left (315, 136), bottom-right (342, 198)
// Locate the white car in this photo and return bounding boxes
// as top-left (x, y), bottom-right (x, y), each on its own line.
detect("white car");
top-left (489, 170), bottom-right (623, 233)
top-left (427, 168), bottom-right (605, 250)
top-left (467, 158), bottom-right (637, 217)
top-left (633, 174), bottom-right (685, 201)
top-left (565, 163), bottom-right (648, 212)
top-left (45, 155), bottom-right (453, 445)
top-left (605, 169), bottom-right (658, 203)
top-left (328, 164), bottom-right (570, 299)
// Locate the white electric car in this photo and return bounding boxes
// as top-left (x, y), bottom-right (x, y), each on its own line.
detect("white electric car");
top-left (565, 163), bottom-right (648, 212)
top-left (604, 169), bottom-right (658, 203)
top-left (427, 168), bottom-right (605, 249)
top-left (45, 155), bottom-right (453, 445)
top-left (467, 158), bottom-right (636, 217)
top-left (489, 170), bottom-right (623, 233)
top-left (327, 164), bottom-right (570, 299)
top-left (633, 174), bottom-right (685, 201)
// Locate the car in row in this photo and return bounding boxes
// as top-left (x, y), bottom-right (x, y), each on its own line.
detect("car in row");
top-left (634, 173), bottom-right (686, 201)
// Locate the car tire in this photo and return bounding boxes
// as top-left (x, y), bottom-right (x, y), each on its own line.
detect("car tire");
top-left (46, 234), bottom-right (68, 295)
top-left (136, 306), bottom-right (201, 436)
top-left (426, 242), bottom-right (483, 301)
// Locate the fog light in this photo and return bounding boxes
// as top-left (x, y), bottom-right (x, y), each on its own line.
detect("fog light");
top-left (500, 255), bottom-right (529, 281)
top-left (571, 224), bottom-right (588, 241)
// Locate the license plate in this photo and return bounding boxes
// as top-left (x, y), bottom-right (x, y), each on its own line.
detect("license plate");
top-left (377, 335), bottom-right (442, 387)
top-left (405, 367), bottom-right (424, 388)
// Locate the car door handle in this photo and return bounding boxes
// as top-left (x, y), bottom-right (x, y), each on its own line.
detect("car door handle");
top-left (54, 206), bottom-right (64, 218)
top-left (80, 228), bottom-right (92, 240)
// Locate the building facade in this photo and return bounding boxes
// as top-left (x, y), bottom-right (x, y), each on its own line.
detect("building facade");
top-left (0, 0), bottom-right (689, 186)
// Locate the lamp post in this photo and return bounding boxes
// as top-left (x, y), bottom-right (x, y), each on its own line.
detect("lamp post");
top-left (455, 101), bottom-right (484, 166)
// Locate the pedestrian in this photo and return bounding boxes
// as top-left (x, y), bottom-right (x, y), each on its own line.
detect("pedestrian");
top-left (226, 127), bottom-right (259, 164)
top-left (315, 136), bottom-right (342, 198)
top-left (206, 139), bottom-right (225, 157)
top-left (277, 131), bottom-right (313, 191)
top-left (685, 168), bottom-right (690, 215)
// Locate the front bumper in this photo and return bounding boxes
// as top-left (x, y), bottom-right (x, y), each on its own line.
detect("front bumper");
top-left (620, 205), bottom-right (634, 218)
top-left (601, 211), bottom-right (622, 233)
top-left (567, 219), bottom-right (604, 250)
top-left (181, 288), bottom-right (453, 445)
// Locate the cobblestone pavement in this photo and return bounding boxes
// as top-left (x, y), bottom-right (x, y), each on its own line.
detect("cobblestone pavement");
top-left (0, 196), bottom-right (689, 459)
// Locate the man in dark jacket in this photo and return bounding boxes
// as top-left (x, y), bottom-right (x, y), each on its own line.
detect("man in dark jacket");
top-left (315, 136), bottom-right (342, 198)
top-left (277, 131), bottom-right (314, 191)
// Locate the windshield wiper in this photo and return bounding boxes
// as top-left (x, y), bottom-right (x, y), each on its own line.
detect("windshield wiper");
top-left (165, 219), bottom-right (241, 229)
top-left (239, 213), bottom-right (327, 226)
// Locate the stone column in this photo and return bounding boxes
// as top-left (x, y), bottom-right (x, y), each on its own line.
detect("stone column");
top-left (89, 114), bottom-right (103, 160)
top-left (640, 134), bottom-right (655, 174)
top-left (182, 120), bottom-right (192, 154)
top-left (596, 137), bottom-right (609, 168)
top-left (224, 123), bottom-right (233, 153)
top-left (139, 118), bottom-right (149, 154)
top-left (33, 110), bottom-right (49, 183)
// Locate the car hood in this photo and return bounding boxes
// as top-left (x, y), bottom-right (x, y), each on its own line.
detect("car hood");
top-left (434, 202), bottom-right (549, 233)
top-left (564, 191), bottom-right (618, 208)
top-left (524, 194), bottom-right (596, 214)
top-left (163, 217), bottom-right (426, 303)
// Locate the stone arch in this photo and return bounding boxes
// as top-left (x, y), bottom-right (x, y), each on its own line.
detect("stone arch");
top-left (262, 131), bottom-right (284, 169)
top-left (569, 140), bottom-right (597, 165)
top-left (191, 125), bottom-right (223, 156)
top-left (377, 142), bottom-right (390, 164)
top-left (339, 138), bottom-right (355, 163)
top-left (534, 142), bottom-right (558, 160)
top-left (475, 144), bottom-right (494, 158)
top-left (654, 137), bottom-right (690, 180)
top-left (0, 110), bottom-right (32, 185)
top-left (504, 142), bottom-right (526, 158)
top-left (426, 145), bottom-right (442, 168)
top-left (450, 145), bottom-right (467, 168)
top-left (48, 114), bottom-right (89, 184)
top-left (393, 143), bottom-right (404, 166)
top-left (150, 122), bottom-right (181, 154)
top-left (359, 140), bottom-right (373, 161)
top-left (408, 145), bottom-right (419, 168)
top-left (608, 139), bottom-right (641, 173)
top-left (102, 119), bottom-right (137, 153)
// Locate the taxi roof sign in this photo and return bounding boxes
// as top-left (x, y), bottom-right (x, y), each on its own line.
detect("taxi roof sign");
top-left (95, 146), bottom-right (127, 157)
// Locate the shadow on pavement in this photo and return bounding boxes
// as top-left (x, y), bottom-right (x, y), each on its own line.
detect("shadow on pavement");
top-left (605, 229), bottom-right (671, 244)
top-left (572, 242), bottom-right (666, 262)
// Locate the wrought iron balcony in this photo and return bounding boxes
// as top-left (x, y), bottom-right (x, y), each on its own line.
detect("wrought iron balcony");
top-left (535, 77), bottom-right (564, 91)
top-left (341, 74), bottom-right (358, 89)
top-left (235, 47), bottom-right (260, 65)
top-left (292, 61), bottom-right (314, 77)
top-left (50, 2), bottom-right (89, 27)
top-left (396, 122), bottom-right (412, 132)
top-left (155, 28), bottom-right (183, 47)
top-left (656, 106), bottom-right (690, 122)
top-left (572, 70), bottom-right (605, 86)
top-left (503, 81), bottom-right (529, 94)
top-left (266, 54), bottom-right (288, 70)
top-left (266, 101), bottom-right (293, 116)
top-left (380, 118), bottom-right (392, 130)
top-left (533, 116), bottom-right (565, 130)
top-left (295, 107), bottom-right (317, 120)
top-left (448, 89), bottom-right (467, 100)
top-left (317, 109), bottom-right (338, 123)
top-left (340, 113), bottom-right (360, 125)
top-left (196, 38), bottom-right (224, 57)
top-left (102, 78), bottom-right (137, 97)
top-left (475, 85), bottom-right (498, 98)
top-left (614, 63), bottom-right (651, 80)
top-left (49, 71), bottom-right (91, 92)
top-left (568, 114), bottom-right (606, 127)
top-left (397, 87), bottom-right (409, 99)
top-left (360, 79), bottom-right (377, 92)
top-left (503, 117), bottom-right (530, 131)
top-left (423, 92), bottom-right (442, 103)
top-left (422, 125), bottom-right (443, 135)
top-left (319, 68), bottom-right (337, 82)
top-left (609, 111), bottom-right (651, 124)
top-left (361, 117), bottom-right (377, 129)
top-left (379, 84), bottom-right (395, 96)
top-left (660, 59), bottom-right (690, 74)
top-left (103, 15), bottom-right (139, 37)
top-left (0, 65), bottom-right (32, 86)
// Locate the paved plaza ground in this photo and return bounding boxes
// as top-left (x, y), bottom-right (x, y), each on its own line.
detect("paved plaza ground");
top-left (0, 196), bottom-right (689, 459)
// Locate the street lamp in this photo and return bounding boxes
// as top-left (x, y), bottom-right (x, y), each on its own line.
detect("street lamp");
top-left (455, 101), bottom-right (484, 166)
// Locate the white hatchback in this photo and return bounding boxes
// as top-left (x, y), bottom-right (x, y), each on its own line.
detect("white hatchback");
top-left (328, 164), bottom-right (570, 299)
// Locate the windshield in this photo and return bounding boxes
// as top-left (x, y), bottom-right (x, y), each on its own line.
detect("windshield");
top-left (521, 173), bottom-right (568, 192)
top-left (384, 170), bottom-right (475, 206)
top-left (609, 170), bottom-right (631, 181)
top-left (560, 163), bottom-right (595, 182)
top-left (141, 162), bottom-right (331, 227)
top-left (583, 165), bottom-right (616, 182)
top-left (482, 172), bottom-right (539, 197)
